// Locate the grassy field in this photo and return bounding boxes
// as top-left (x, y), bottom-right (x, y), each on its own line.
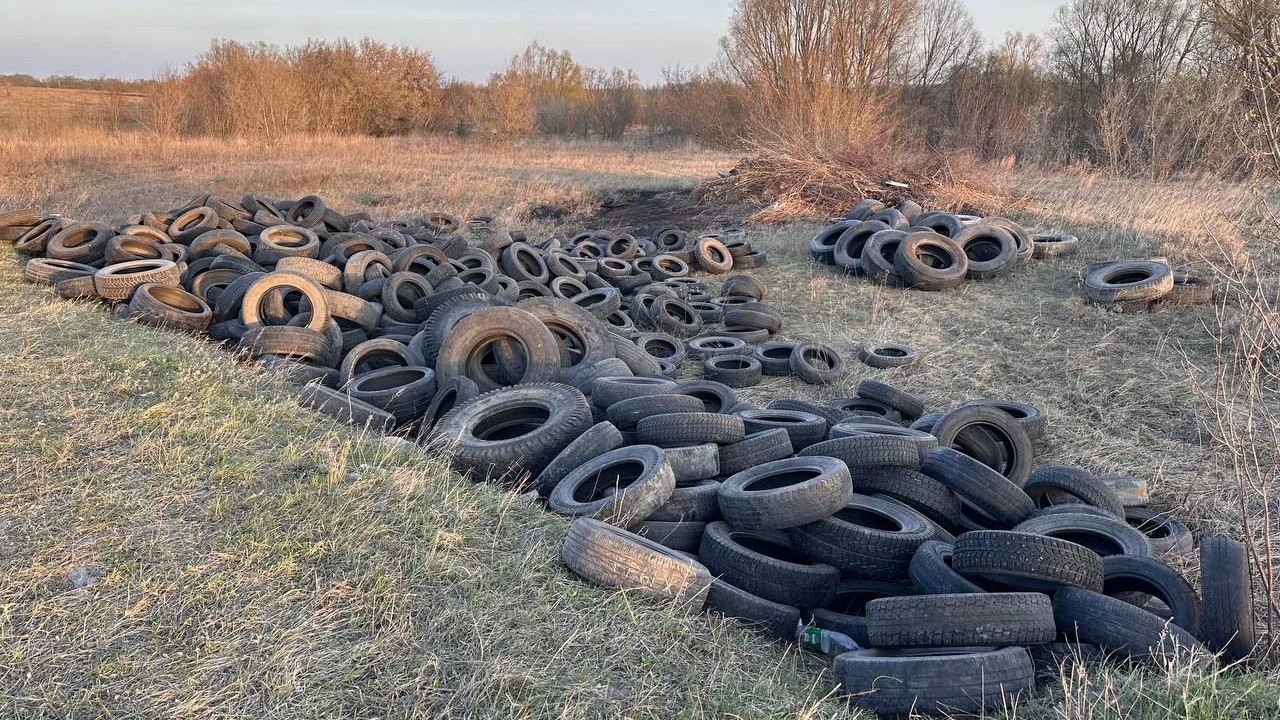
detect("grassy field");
top-left (1, 132), bottom-right (1277, 718)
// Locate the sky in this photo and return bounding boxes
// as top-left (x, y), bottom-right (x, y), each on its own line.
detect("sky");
top-left (0, 1), bottom-right (1062, 83)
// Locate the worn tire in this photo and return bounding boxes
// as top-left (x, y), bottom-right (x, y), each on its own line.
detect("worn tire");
top-left (718, 456), bottom-right (852, 531)
top-left (698, 522), bottom-right (839, 608)
top-left (789, 494), bottom-right (933, 578)
top-left (561, 518), bottom-right (711, 610)
top-left (549, 445), bottom-right (676, 528)
top-left (953, 530), bottom-right (1104, 593)
top-left (1053, 587), bottom-right (1203, 660)
top-left (867, 592), bottom-right (1056, 648)
top-left (835, 646), bottom-right (1033, 718)
top-left (1199, 537), bottom-right (1256, 662)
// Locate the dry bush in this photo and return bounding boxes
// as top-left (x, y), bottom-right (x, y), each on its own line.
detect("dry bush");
top-left (700, 133), bottom-right (1011, 222)
top-left (478, 68), bottom-right (537, 138)
top-left (654, 66), bottom-right (752, 148)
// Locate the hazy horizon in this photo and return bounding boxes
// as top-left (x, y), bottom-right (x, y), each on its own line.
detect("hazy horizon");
top-left (0, 0), bottom-right (1060, 83)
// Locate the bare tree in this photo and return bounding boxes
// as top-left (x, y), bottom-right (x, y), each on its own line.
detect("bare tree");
top-left (722, 0), bottom-right (922, 141)
top-left (902, 0), bottom-right (983, 89)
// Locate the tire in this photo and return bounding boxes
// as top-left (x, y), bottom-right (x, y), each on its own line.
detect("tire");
top-left (549, 445), bottom-right (676, 528)
top-left (830, 424), bottom-right (936, 463)
top-left (675, 379), bottom-right (739, 414)
top-left (1053, 587), bottom-right (1203, 660)
top-left (845, 199), bottom-right (885, 221)
top-left (867, 592), bottom-right (1056, 648)
top-left (921, 448), bottom-right (1035, 528)
top-left (832, 221), bottom-right (889, 273)
top-left (930, 405), bottom-right (1034, 487)
top-left (856, 378), bottom-right (925, 420)
top-left (950, 225), bottom-right (1018, 280)
top-left (722, 305), bottom-right (782, 333)
top-left (829, 397), bottom-right (903, 424)
top-left (238, 270), bottom-right (330, 331)
top-left (703, 354), bottom-right (763, 388)
top-left (296, 384), bottom-right (395, 432)
top-left (1161, 274), bottom-right (1214, 306)
top-left (646, 478), bottom-right (722, 522)
top-left (1103, 554), bottom-right (1202, 638)
top-left (48, 221), bottom-right (112, 262)
top-left (736, 408), bottom-right (827, 451)
top-left (752, 341), bottom-right (796, 375)
top-left (953, 530), bottom-right (1104, 593)
top-left (275, 255), bottom-right (341, 289)
top-left (636, 411), bottom-right (746, 445)
top-left (858, 341), bottom-right (919, 369)
top-left (835, 646), bottom-right (1033, 718)
top-left (535, 421), bottom-right (625, 495)
top-left (1125, 507), bottom-right (1194, 556)
top-left (1013, 512), bottom-right (1152, 557)
top-left (694, 237), bottom-right (733, 274)
top-left (591, 376), bottom-right (679, 407)
top-left (347, 365), bottom-right (435, 424)
top-left (258, 354), bottom-right (338, 388)
top-left (719, 274), bottom-right (767, 300)
top-left (1199, 537), bottom-right (1256, 662)
top-left (339, 338), bottom-right (424, 386)
top-left (1033, 234), bottom-right (1079, 258)
top-left (962, 399), bottom-right (1047, 441)
top-left (909, 541), bottom-right (985, 594)
top-left (611, 333), bottom-right (664, 377)
top-left (240, 326), bottom-right (331, 363)
top-left (789, 494), bottom-right (933, 578)
top-left (254, 225), bottom-right (320, 264)
top-left (718, 456), bottom-right (852, 531)
top-left (634, 332), bottom-right (686, 365)
top-left (94, 259), bottom-right (182, 301)
top-left (809, 221), bottom-right (856, 264)
top-left (126, 283), bottom-right (212, 332)
top-left (635, 520), bottom-right (705, 552)
top-left (894, 232), bottom-right (968, 290)
top-left (917, 212), bottom-right (965, 238)
top-left (24, 258), bottom-right (97, 285)
top-left (687, 335), bottom-right (748, 359)
top-left (698, 522), bottom-right (840, 608)
top-left (606, 394), bottom-right (704, 430)
top-left (660, 443), bottom-right (720, 482)
top-left (861, 229), bottom-right (907, 285)
top-left (518, 297), bottom-right (617, 369)
top-left (704, 578), bottom-right (800, 640)
top-left (797, 435), bottom-right (920, 470)
top-left (558, 357), bottom-right (632, 394)
top-left (561, 518), bottom-right (712, 610)
top-left (1024, 466), bottom-right (1124, 518)
top-left (432, 383), bottom-right (593, 484)
top-left (417, 376), bottom-right (479, 437)
top-left (850, 466), bottom-right (961, 529)
top-left (789, 343), bottom-right (844, 385)
top-left (870, 208), bottom-right (910, 229)
top-left (718, 429), bottom-right (793, 477)
top-left (1085, 261), bottom-right (1174, 304)
top-left (436, 306), bottom-right (562, 391)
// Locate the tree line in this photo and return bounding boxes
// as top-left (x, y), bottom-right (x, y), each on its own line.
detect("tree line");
top-left (16, 0), bottom-right (1277, 178)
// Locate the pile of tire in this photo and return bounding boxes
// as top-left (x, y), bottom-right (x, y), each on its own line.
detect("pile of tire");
top-left (808, 199), bottom-right (1038, 289)
top-left (3, 194), bottom-right (850, 434)
top-left (556, 384), bottom-right (1258, 717)
top-left (4, 197), bottom-right (1254, 716)
top-left (1082, 258), bottom-right (1214, 312)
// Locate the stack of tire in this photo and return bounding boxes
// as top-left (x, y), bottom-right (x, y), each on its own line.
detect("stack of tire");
top-left (808, 199), bottom-right (1034, 289)
top-left (555, 380), bottom-right (1257, 717)
top-left (1082, 258), bottom-right (1214, 312)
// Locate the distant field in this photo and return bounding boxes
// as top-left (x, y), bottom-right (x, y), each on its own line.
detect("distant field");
top-left (0, 85), bottom-right (150, 136)
top-left (0, 133), bottom-right (1276, 718)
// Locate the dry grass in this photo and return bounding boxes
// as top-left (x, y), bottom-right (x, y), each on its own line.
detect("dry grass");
top-left (0, 86), bottom-right (150, 137)
top-left (0, 130), bottom-right (731, 231)
top-left (1, 134), bottom-right (1278, 718)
